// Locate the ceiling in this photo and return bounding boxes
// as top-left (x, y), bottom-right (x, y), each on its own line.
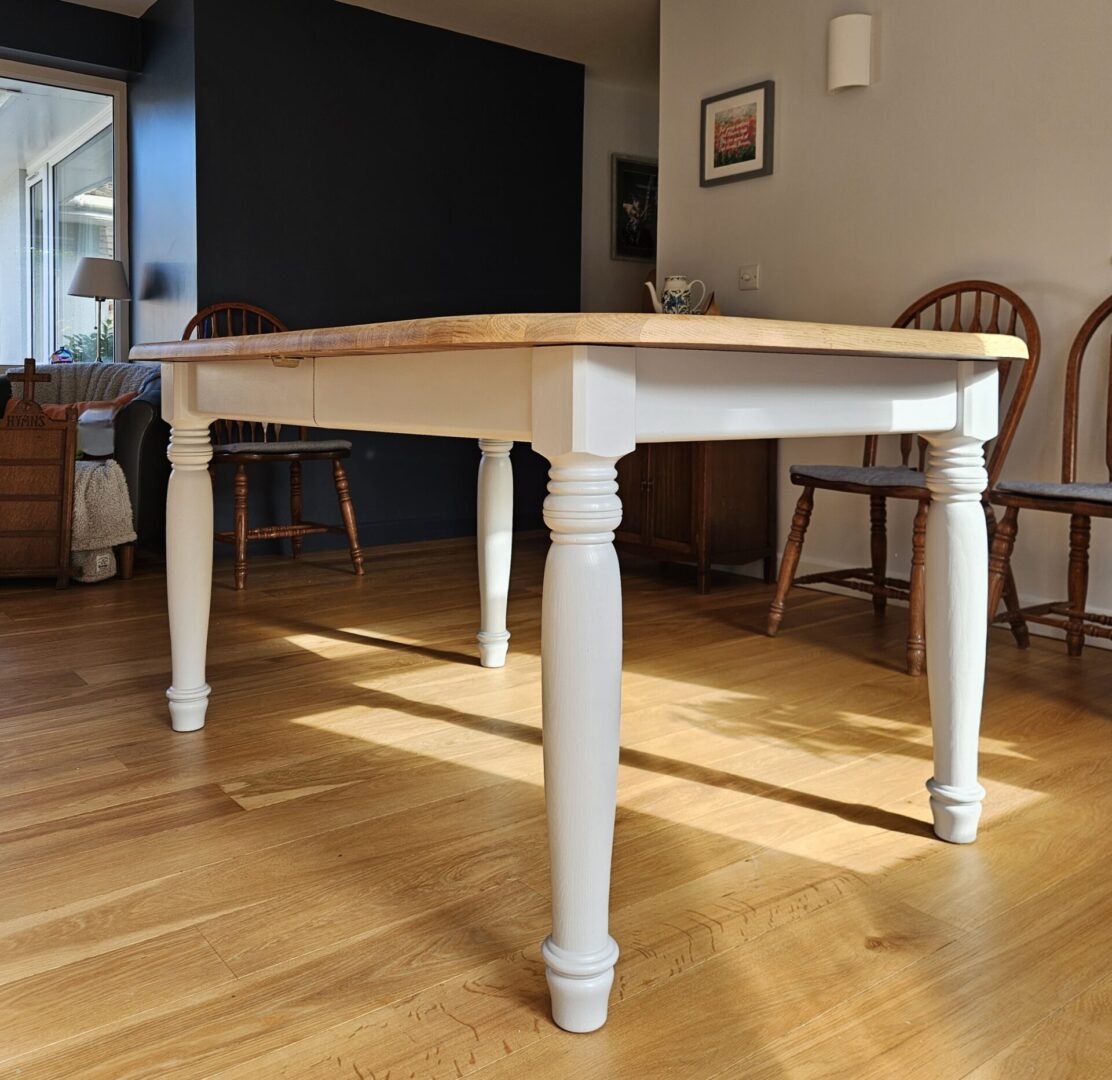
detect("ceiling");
top-left (63, 0), bottom-right (659, 85)
top-left (0, 77), bottom-right (110, 179)
top-left (61, 0), bottom-right (151, 14)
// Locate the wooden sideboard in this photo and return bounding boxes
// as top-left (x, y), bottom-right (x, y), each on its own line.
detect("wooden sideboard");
top-left (616, 439), bottom-right (777, 591)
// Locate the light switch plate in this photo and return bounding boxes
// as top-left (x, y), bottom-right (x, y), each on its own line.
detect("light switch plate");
top-left (738, 264), bottom-right (761, 291)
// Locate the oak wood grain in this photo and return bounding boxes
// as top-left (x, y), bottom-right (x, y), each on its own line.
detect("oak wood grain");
top-left (131, 310), bottom-right (1029, 363)
top-left (1, 536), bottom-right (1105, 1079)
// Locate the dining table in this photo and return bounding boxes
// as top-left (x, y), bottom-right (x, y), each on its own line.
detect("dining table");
top-left (132, 311), bottom-right (1027, 1033)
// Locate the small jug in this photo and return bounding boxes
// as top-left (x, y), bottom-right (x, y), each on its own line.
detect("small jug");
top-left (660, 275), bottom-right (706, 315)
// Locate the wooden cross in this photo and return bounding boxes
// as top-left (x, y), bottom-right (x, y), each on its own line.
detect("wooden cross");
top-left (8, 358), bottom-right (50, 404)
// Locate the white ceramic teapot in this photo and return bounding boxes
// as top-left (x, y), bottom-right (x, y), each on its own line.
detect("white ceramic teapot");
top-left (650, 274), bottom-right (707, 315)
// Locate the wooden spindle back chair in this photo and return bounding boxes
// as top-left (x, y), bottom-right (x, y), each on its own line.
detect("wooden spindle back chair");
top-left (182, 302), bottom-right (301, 449)
top-left (182, 302), bottom-right (364, 590)
top-left (989, 293), bottom-right (1112, 654)
top-left (879, 281), bottom-right (1041, 489)
top-left (767, 280), bottom-right (1041, 674)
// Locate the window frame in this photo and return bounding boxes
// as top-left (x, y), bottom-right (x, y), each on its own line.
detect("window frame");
top-left (0, 58), bottom-right (129, 364)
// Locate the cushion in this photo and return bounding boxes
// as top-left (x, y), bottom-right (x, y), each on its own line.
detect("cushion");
top-left (56, 390), bottom-right (138, 420)
top-left (2, 389), bottom-right (137, 422)
top-left (216, 439), bottom-right (352, 454)
top-left (790, 464), bottom-right (928, 488)
top-left (996, 479), bottom-right (1112, 505)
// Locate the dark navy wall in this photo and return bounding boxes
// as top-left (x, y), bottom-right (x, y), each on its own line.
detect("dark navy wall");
top-left (133, 0), bottom-right (583, 550)
top-left (193, 0), bottom-right (583, 326)
top-left (129, 0), bottom-right (199, 349)
top-left (0, 0), bottom-right (141, 77)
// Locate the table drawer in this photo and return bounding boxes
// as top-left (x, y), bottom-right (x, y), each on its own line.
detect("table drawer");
top-left (193, 358), bottom-right (315, 425)
top-left (313, 349), bottom-right (532, 439)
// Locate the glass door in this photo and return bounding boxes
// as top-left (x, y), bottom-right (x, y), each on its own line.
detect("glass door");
top-left (4, 66), bottom-right (124, 366)
top-left (28, 176), bottom-right (44, 365)
top-left (53, 126), bottom-right (114, 361)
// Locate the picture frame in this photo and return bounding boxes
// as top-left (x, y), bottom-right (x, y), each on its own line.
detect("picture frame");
top-left (700, 80), bottom-right (775, 187)
top-left (610, 153), bottom-right (658, 261)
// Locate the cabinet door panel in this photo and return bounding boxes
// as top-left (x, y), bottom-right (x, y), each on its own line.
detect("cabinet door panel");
top-left (706, 440), bottom-right (775, 558)
top-left (615, 445), bottom-right (647, 543)
top-left (648, 442), bottom-right (694, 547)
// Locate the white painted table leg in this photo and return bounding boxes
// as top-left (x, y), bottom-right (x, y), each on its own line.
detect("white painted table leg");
top-left (923, 435), bottom-right (989, 842)
top-left (165, 425), bottom-right (214, 732)
top-left (476, 438), bottom-right (513, 667)
top-left (539, 453), bottom-right (623, 1033)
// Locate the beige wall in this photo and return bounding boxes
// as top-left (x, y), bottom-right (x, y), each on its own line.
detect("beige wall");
top-left (658, 0), bottom-right (1112, 622)
top-left (581, 75), bottom-right (659, 312)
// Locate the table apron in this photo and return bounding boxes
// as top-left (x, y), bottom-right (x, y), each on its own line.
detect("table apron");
top-left (176, 345), bottom-right (988, 444)
top-left (633, 348), bottom-right (964, 442)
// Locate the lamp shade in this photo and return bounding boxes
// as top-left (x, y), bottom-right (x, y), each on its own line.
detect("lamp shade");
top-left (68, 257), bottom-right (130, 300)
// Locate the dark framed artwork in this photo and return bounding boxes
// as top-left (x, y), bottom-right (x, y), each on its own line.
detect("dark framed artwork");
top-left (610, 154), bottom-right (658, 261)
top-left (700, 80), bottom-right (774, 187)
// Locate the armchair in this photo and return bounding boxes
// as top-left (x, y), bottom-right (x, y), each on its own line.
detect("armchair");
top-left (1, 362), bottom-right (170, 552)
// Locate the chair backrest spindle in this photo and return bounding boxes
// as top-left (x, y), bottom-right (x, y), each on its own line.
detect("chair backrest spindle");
top-left (1059, 294), bottom-right (1112, 483)
top-left (181, 302), bottom-right (289, 447)
top-left (882, 280), bottom-right (1041, 489)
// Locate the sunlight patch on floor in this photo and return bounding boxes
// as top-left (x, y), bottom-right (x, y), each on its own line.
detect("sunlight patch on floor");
top-left (283, 632), bottom-right (378, 660)
top-left (834, 710), bottom-right (1033, 759)
top-left (281, 686), bottom-right (1045, 880)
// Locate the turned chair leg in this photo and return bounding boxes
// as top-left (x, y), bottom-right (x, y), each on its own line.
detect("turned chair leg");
top-left (233, 463), bottom-right (249, 591)
top-left (1000, 568), bottom-right (1030, 648)
top-left (906, 499), bottom-right (929, 676)
top-left (332, 458), bottom-right (364, 576)
top-left (987, 504), bottom-right (1020, 634)
top-left (870, 494), bottom-right (887, 615)
top-left (984, 502), bottom-right (1029, 648)
top-left (117, 541), bottom-right (136, 580)
top-left (1067, 513), bottom-right (1091, 657)
top-left (696, 555), bottom-right (711, 595)
top-left (289, 460), bottom-right (303, 559)
top-left (767, 486), bottom-right (814, 636)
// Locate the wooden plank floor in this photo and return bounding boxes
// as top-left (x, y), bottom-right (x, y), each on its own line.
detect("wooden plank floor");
top-left (1, 536), bottom-right (1110, 1079)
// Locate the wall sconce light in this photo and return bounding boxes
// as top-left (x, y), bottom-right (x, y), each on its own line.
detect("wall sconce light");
top-left (828, 13), bottom-right (873, 93)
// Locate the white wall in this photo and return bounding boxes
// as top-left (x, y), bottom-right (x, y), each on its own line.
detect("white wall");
top-left (0, 169), bottom-right (25, 366)
top-left (658, 0), bottom-right (1112, 617)
top-left (581, 75), bottom-right (659, 312)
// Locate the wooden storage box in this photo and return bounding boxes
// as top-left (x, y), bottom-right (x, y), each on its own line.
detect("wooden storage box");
top-left (0, 399), bottom-right (77, 588)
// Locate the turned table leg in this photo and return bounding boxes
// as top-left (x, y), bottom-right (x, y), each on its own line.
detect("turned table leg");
top-left (539, 452), bottom-right (623, 1032)
top-left (476, 438), bottom-right (513, 668)
top-left (166, 424), bottom-right (214, 732)
top-left (923, 434), bottom-right (989, 843)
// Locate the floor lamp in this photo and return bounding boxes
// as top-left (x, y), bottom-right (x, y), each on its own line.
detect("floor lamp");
top-left (68, 257), bottom-right (130, 363)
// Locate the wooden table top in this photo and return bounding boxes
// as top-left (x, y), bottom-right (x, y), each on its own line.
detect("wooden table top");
top-left (130, 311), bottom-right (1029, 364)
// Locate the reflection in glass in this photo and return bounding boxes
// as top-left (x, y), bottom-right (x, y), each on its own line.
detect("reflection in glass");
top-left (54, 127), bottom-right (113, 361)
top-left (29, 178), bottom-right (44, 365)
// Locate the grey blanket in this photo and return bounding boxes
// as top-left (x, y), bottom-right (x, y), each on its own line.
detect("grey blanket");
top-left (71, 460), bottom-right (137, 583)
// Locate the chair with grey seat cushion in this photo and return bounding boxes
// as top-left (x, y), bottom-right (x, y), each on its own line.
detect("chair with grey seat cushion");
top-left (182, 302), bottom-right (364, 590)
top-left (988, 293), bottom-right (1112, 656)
top-left (766, 281), bottom-right (1041, 674)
